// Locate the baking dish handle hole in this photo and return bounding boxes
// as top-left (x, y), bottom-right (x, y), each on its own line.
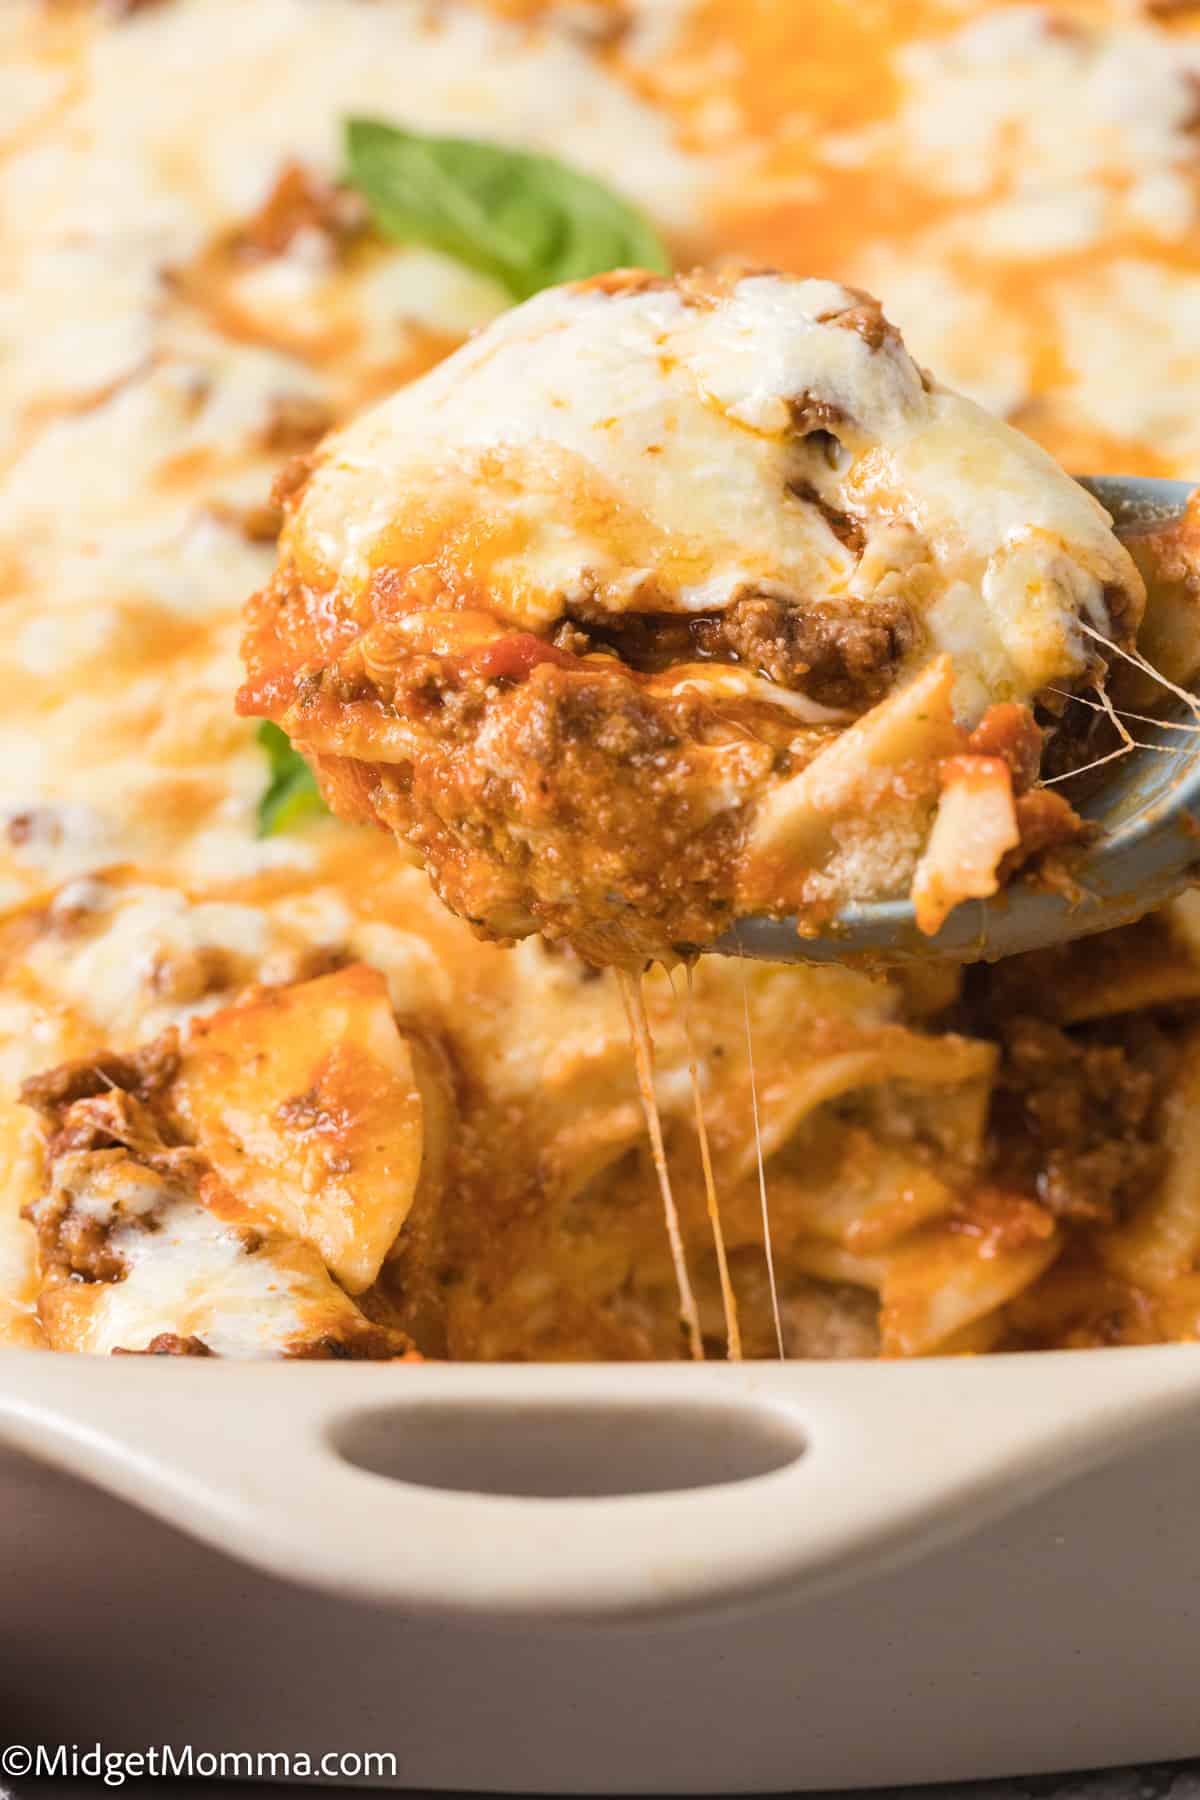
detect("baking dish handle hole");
top-left (331, 1398), bottom-right (806, 1498)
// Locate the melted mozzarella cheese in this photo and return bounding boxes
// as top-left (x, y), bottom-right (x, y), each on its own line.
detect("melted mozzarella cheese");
top-left (294, 269), bottom-right (1142, 714)
top-left (22, 883), bottom-right (278, 1041)
top-left (36, 1153), bottom-right (378, 1359)
top-left (680, 2), bottom-right (1200, 477)
top-left (0, 0), bottom-right (715, 914)
top-left (1049, 260), bottom-right (1200, 470)
top-left (0, 0), bottom-right (707, 343)
top-left (839, 9), bottom-right (1200, 450)
top-left (889, 9), bottom-right (1200, 232)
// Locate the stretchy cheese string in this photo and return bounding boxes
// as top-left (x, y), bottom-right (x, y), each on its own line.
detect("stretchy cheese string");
top-left (1079, 621), bottom-right (1200, 723)
top-left (735, 937), bottom-right (785, 1360)
top-left (616, 966), bottom-right (704, 1361)
top-left (1043, 681), bottom-right (1172, 785)
top-left (683, 962), bottom-right (742, 1361)
top-left (1044, 686), bottom-right (1200, 733)
top-left (1040, 627), bottom-right (1199, 786)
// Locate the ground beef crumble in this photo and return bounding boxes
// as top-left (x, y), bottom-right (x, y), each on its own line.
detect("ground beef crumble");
top-left (972, 1007), bottom-right (1176, 1227)
top-left (817, 289), bottom-right (900, 353)
top-left (112, 1333), bottom-right (214, 1357)
top-left (228, 161), bottom-right (366, 263)
top-left (560, 590), bottom-right (917, 710)
top-left (20, 1036), bottom-right (180, 1125)
top-left (310, 654), bottom-right (782, 960)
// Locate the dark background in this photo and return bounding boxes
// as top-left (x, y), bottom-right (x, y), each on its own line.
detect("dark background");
top-left (5, 1767), bottom-right (1200, 1798)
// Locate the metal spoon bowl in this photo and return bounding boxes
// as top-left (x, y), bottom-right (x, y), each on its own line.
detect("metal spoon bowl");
top-left (724, 476), bottom-right (1200, 965)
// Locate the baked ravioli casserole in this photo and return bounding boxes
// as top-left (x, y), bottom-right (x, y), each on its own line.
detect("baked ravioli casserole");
top-left (6, 0), bottom-right (1200, 1361)
top-left (242, 266), bottom-right (1143, 963)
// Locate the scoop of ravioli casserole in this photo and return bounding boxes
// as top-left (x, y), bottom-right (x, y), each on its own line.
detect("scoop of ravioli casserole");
top-left (240, 268), bottom-right (1145, 965)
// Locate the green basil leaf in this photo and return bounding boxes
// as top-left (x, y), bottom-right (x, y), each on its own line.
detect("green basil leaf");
top-left (344, 116), bottom-right (671, 301)
top-left (255, 721), bottom-right (328, 838)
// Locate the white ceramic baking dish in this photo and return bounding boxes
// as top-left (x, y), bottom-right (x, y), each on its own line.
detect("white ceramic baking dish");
top-left (3, 1343), bottom-right (1200, 1790)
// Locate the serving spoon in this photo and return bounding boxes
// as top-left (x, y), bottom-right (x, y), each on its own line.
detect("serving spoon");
top-left (727, 475), bottom-right (1200, 965)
